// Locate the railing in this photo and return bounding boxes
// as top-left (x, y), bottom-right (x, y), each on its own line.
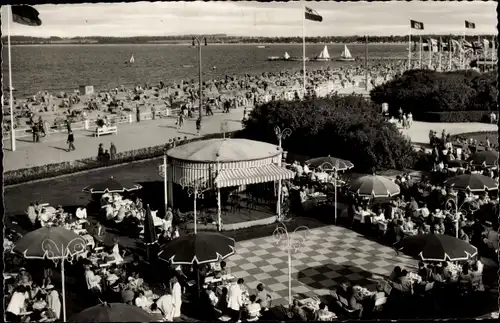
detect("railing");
top-left (2, 108), bottom-right (179, 140)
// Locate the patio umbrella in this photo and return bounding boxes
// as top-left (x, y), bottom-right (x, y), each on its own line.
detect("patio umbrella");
top-left (82, 176), bottom-right (142, 194)
top-left (69, 302), bottom-right (154, 322)
top-left (469, 150), bottom-right (499, 167)
top-left (144, 204), bottom-right (158, 262)
top-left (14, 227), bottom-right (87, 322)
top-left (444, 173), bottom-right (498, 192)
top-left (348, 174), bottom-right (400, 197)
top-left (305, 156), bottom-right (354, 171)
top-left (157, 232), bottom-right (235, 264)
top-left (395, 233), bottom-right (478, 262)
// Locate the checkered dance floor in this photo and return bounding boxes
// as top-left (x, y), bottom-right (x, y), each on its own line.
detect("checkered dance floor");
top-left (226, 225), bottom-right (418, 305)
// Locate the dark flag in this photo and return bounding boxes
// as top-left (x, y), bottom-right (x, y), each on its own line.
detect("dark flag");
top-left (11, 5), bottom-right (42, 26)
top-left (465, 20), bottom-right (476, 29)
top-left (410, 20), bottom-right (424, 30)
top-left (305, 7), bottom-right (322, 22)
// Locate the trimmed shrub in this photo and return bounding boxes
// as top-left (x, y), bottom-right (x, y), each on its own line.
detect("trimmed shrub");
top-left (4, 131), bottom-right (240, 186)
top-left (241, 94), bottom-right (418, 173)
top-left (370, 69), bottom-right (497, 121)
top-left (420, 111), bottom-right (491, 123)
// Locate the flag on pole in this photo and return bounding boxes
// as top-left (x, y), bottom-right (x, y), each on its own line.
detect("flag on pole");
top-left (11, 5), bottom-right (42, 26)
top-left (482, 38), bottom-right (491, 49)
top-left (410, 20), bottom-right (424, 30)
top-left (451, 39), bottom-right (463, 53)
top-left (465, 20), bottom-right (475, 29)
top-left (305, 7), bottom-right (322, 22)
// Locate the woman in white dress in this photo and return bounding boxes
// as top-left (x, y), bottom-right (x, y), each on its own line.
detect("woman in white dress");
top-left (111, 237), bottom-right (124, 263)
top-left (171, 277), bottom-right (182, 319)
top-left (156, 291), bottom-right (174, 321)
top-left (45, 285), bottom-right (61, 319)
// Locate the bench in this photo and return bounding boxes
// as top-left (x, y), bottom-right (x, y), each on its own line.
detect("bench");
top-left (95, 126), bottom-right (117, 137)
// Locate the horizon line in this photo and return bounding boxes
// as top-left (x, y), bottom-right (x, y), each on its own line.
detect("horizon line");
top-left (5, 34), bottom-right (498, 38)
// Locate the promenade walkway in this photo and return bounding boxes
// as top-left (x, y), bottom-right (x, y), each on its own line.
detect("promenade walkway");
top-left (3, 112), bottom-right (496, 172)
top-left (3, 109), bottom-right (245, 172)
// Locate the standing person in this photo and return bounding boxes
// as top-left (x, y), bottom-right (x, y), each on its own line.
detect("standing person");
top-left (6, 285), bottom-right (28, 323)
top-left (32, 122), bottom-right (39, 143)
top-left (156, 290), bottom-right (174, 321)
top-left (45, 285), bottom-right (61, 320)
top-left (136, 104), bottom-right (141, 122)
top-left (65, 117), bottom-right (72, 133)
top-left (151, 105), bottom-right (156, 120)
top-left (171, 276), bottom-right (183, 320)
top-left (67, 131), bottom-right (75, 151)
top-left (228, 278), bottom-right (244, 322)
top-left (110, 142), bottom-right (117, 160)
top-left (97, 143), bottom-right (104, 161)
top-left (38, 116), bottom-right (46, 137)
top-left (177, 111), bottom-right (184, 129)
top-left (196, 118), bottom-right (201, 136)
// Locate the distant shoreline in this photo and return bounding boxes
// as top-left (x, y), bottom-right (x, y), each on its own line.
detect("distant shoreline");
top-left (11, 42), bottom-right (407, 46)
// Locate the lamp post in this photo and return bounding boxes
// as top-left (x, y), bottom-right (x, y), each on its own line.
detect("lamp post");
top-left (180, 177), bottom-right (209, 234)
top-left (445, 193), bottom-right (479, 238)
top-left (274, 126), bottom-right (292, 220)
top-left (273, 221), bottom-right (309, 305)
top-left (320, 160), bottom-right (340, 224)
top-left (192, 36), bottom-right (208, 121)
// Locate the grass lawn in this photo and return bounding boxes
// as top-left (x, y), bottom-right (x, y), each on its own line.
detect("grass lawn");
top-left (451, 131), bottom-right (498, 146)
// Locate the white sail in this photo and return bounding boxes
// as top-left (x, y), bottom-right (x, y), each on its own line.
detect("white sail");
top-left (129, 55), bottom-right (135, 64)
top-left (284, 52), bottom-right (290, 59)
top-left (341, 45), bottom-right (352, 59)
top-left (317, 45), bottom-right (330, 59)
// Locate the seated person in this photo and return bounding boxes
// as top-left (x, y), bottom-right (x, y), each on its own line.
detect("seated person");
top-left (215, 287), bottom-right (228, 310)
top-left (314, 303), bottom-right (335, 321)
top-left (372, 208), bottom-right (385, 223)
top-left (135, 290), bottom-right (151, 309)
top-left (76, 207), bottom-right (88, 221)
top-left (402, 216), bottom-right (415, 232)
top-left (246, 295), bottom-right (261, 320)
top-left (215, 261), bottom-right (229, 278)
top-left (256, 283), bottom-right (271, 311)
top-left (38, 209), bottom-right (51, 227)
top-left (289, 299), bottom-right (308, 321)
top-left (206, 284), bottom-right (218, 307)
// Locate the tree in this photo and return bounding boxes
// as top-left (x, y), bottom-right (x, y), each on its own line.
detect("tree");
top-left (241, 94), bottom-right (417, 173)
top-left (370, 69), bottom-right (497, 118)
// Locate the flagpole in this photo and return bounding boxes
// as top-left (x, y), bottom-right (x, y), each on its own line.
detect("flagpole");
top-left (419, 35), bottom-right (422, 68)
top-left (492, 34), bottom-right (496, 65)
top-left (449, 35), bottom-right (452, 71)
top-left (461, 30), bottom-right (466, 69)
top-left (439, 36), bottom-right (442, 71)
top-left (408, 24), bottom-right (412, 70)
top-left (7, 6), bottom-right (16, 152)
top-left (364, 35), bottom-right (368, 91)
top-left (302, 3), bottom-right (306, 97)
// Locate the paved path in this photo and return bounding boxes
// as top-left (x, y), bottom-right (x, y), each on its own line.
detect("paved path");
top-left (3, 109), bottom-right (244, 172)
top-left (4, 109), bottom-right (495, 172)
top-left (399, 121), bottom-right (497, 145)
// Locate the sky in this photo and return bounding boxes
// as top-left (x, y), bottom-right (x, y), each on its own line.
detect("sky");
top-left (1, 1), bottom-right (497, 38)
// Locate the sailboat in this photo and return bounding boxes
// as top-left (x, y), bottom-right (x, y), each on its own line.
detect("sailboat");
top-left (126, 54), bottom-right (135, 64)
top-left (283, 52), bottom-right (290, 60)
top-left (314, 45), bottom-right (331, 61)
top-left (337, 45), bottom-right (355, 62)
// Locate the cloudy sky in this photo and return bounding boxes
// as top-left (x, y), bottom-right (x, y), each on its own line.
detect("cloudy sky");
top-left (1, 1), bottom-right (497, 37)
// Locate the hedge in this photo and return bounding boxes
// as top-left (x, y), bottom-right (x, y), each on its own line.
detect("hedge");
top-left (419, 111), bottom-right (491, 123)
top-left (4, 131), bottom-right (241, 186)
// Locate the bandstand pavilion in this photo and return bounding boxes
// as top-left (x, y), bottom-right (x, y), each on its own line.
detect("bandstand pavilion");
top-left (165, 138), bottom-right (295, 229)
